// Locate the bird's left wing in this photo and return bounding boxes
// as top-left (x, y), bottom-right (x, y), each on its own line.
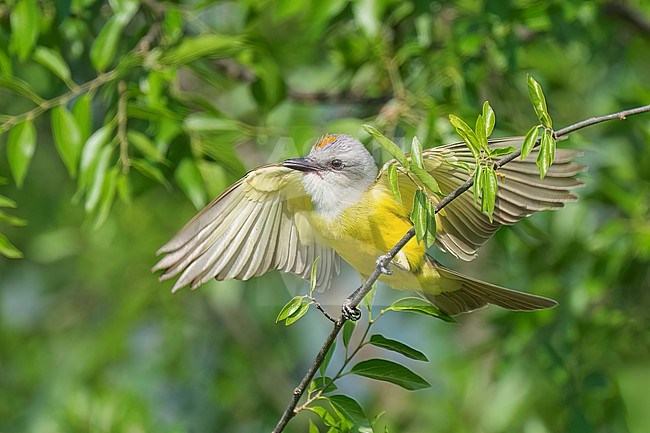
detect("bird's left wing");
top-left (377, 137), bottom-right (585, 261)
top-left (153, 164), bottom-right (339, 292)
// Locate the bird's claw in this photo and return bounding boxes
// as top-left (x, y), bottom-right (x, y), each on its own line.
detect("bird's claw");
top-left (376, 254), bottom-right (393, 275)
top-left (342, 298), bottom-right (362, 321)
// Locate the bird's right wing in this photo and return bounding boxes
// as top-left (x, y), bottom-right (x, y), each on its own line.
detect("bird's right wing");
top-left (153, 164), bottom-right (339, 292)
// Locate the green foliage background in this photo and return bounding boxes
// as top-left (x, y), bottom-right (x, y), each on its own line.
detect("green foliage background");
top-left (1, 0), bottom-right (649, 431)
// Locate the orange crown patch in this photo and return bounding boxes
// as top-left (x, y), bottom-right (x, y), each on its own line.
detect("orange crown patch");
top-left (315, 134), bottom-right (337, 148)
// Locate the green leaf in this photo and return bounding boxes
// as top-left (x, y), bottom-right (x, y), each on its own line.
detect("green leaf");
top-left (51, 106), bottom-right (83, 178)
top-left (276, 295), bottom-right (303, 322)
top-left (309, 420), bottom-right (320, 433)
top-left (92, 166), bottom-right (118, 229)
top-left (369, 334), bottom-right (428, 361)
top-left (475, 114), bottom-right (487, 150)
top-left (481, 167), bottom-right (498, 221)
top-left (0, 195), bottom-right (17, 208)
top-left (72, 93), bottom-right (93, 143)
top-left (527, 74), bottom-right (552, 128)
top-left (482, 101), bottom-right (495, 137)
top-left (0, 50), bottom-right (12, 76)
top-left (473, 165), bottom-right (483, 204)
top-left (116, 173), bottom-right (132, 205)
top-left (7, 120), bottom-right (37, 188)
top-left (162, 9), bottom-right (183, 44)
top-left (350, 359), bottom-right (431, 391)
top-left (329, 395), bottom-right (371, 430)
top-left (310, 256), bottom-right (320, 294)
top-left (33, 46), bottom-right (72, 84)
top-left (548, 131), bottom-right (557, 163)
top-left (90, 16), bottom-right (125, 71)
top-left (411, 136), bottom-right (424, 169)
top-left (352, 0), bottom-right (380, 36)
top-left (387, 164), bottom-right (402, 204)
top-left (78, 124), bottom-right (113, 197)
top-left (85, 146), bottom-right (112, 213)
top-left (450, 160), bottom-right (472, 173)
top-left (386, 297), bottom-right (455, 322)
top-left (410, 189), bottom-right (427, 243)
top-left (489, 146), bottom-right (516, 158)
top-left (0, 210), bottom-right (27, 226)
top-left (0, 233), bottom-right (23, 259)
top-left (307, 406), bottom-right (339, 428)
top-left (425, 197), bottom-right (437, 247)
top-left (0, 75), bottom-right (43, 105)
top-left (409, 163), bottom-right (441, 194)
top-left (131, 158), bottom-right (171, 189)
top-left (10, 0), bottom-right (40, 61)
top-left (536, 129), bottom-right (555, 179)
top-left (285, 300), bottom-right (310, 326)
top-left (109, 0), bottom-right (139, 18)
top-left (342, 320), bottom-right (355, 348)
top-left (521, 126), bottom-right (540, 160)
top-left (363, 125), bottom-right (408, 167)
top-left (311, 376), bottom-right (337, 394)
top-left (175, 158), bottom-right (207, 209)
top-left (128, 102), bottom-right (184, 123)
top-left (160, 34), bottom-right (245, 66)
top-left (449, 114), bottom-right (480, 158)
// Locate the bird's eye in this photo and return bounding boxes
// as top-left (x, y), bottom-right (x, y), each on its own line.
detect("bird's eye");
top-left (330, 159), bottom-right (344, 170)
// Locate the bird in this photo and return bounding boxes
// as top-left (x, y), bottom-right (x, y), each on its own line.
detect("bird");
top-left (153, 134), bottom-right (584, 316)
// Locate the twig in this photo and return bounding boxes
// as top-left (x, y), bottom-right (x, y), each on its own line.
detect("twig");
top-left (272, 103), bottom-right (650, 433)
top-left (135, 21), bottom-right (162, 54)
top-left (310, 298), bottom-right (337, 324)
top-left (294, 391), bottom-right (323, 414)
top-left (0, 70), bottom-right (121, 133)
top-left (0, 4), bottom-right (165, 135)
top-left (273, 318), bottom-right (345, 431)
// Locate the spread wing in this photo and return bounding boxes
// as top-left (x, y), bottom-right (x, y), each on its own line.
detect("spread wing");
top-left (153, 164), bottom-right (339, 292)
top-left (378, 137), bottom-right (585, 261)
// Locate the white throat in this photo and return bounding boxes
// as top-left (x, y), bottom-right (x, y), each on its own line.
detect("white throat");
top-left (300, 173), bottom-right (370, 220)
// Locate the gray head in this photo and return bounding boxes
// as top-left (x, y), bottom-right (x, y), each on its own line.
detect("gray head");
top-left (283, 134), bottom-right (378, 219)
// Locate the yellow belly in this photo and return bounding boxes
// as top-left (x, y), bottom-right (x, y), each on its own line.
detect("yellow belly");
top-left (310, 184), bottom-right (439, 292)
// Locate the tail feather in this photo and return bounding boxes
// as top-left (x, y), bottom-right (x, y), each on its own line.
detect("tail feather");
top-left (424, 258), bottom-right (558, 316)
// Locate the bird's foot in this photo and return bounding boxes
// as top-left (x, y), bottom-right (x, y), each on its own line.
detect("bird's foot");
top-left (376, 254), bottom-right (393, 275)
top-left (342, 298), bottom-right (362, 321)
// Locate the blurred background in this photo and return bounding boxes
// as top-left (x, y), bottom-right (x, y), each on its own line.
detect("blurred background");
top-left (1, 0), bottom-right (649, 432)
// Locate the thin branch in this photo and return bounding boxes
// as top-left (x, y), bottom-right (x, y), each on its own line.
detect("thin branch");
top-left (310, 298), bottom-right (338, 324)
top-left (0, 70), bottom-right (121, 133)
top-left (272, 103), bottom-right (650, 433)
top-left (294, 391), bottom-right (323, 414)
top-left (273, 318), bottom-right (345, 431)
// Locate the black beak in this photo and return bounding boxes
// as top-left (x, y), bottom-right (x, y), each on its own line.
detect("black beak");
top-left (283, 157), bottom-right (320, 172)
